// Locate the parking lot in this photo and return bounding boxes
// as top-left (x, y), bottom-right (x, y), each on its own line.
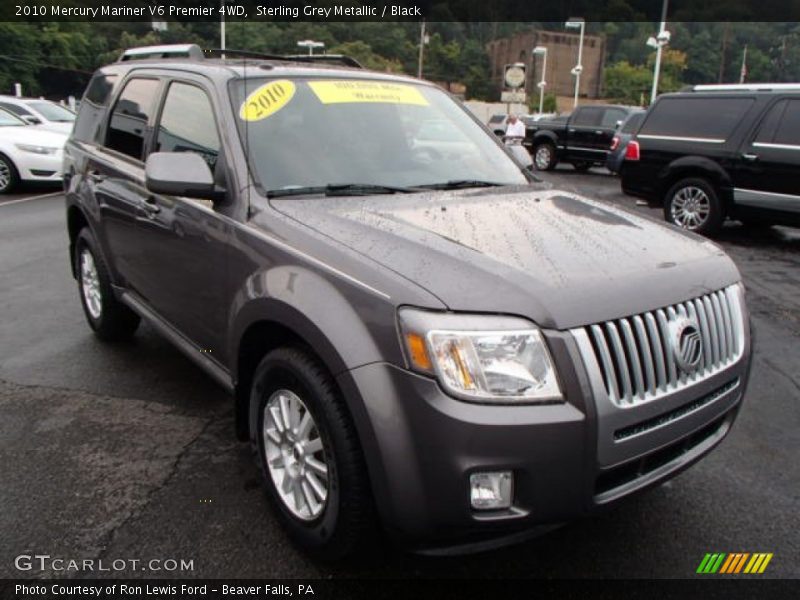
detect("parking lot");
top-left (0, 169), bottom-right (798, 579)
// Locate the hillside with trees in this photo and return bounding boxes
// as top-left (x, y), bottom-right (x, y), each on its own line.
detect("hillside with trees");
top-left (1, 20), bottom-right (799, 104)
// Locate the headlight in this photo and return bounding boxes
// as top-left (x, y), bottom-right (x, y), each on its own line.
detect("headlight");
top-left (15, 143), bottom-right (58, 155)
top-left (399, 308), bottom-right (562, 404)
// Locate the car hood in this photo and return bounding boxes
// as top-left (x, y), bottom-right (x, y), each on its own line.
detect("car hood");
top-left (0, 126), bottom-right (67, 147)
top-left (270, 185), bottom-right (741, 329)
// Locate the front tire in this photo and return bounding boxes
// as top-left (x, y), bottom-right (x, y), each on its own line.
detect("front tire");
top-left (250, 347), bottom-right (374, 559)
top-left (0, 153), bottom-right (20, 194)
top-left (533, 142), bottom-right (557, 171)
top-left (664, 177), bottom-right (724, 235)
top-left (75, 228), bottom-right (140, 340)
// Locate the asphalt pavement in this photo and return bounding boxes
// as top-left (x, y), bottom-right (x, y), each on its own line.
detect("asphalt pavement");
top-left (0, 170), bottom-right (798, 579)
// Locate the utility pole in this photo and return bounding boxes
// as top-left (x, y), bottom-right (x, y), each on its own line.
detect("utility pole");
top-left (719, 22), bottom-right (730, 83)
top-left (649, 0), bottom-right (669, 104)
top-left (417, 20), bottom-right (426, 78)
top-left (220, 0), bottom-right (226, 57)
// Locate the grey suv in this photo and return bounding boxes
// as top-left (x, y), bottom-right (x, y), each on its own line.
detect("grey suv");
top-left (64, 45), bottom-right (752, 558)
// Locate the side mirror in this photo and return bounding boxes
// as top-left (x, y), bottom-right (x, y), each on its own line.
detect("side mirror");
top-left (508, 144), bottom-right (534, 170)
top-left (145, 152), bottom-right (219, 200)
top-left (22, 115), bottom-right (42, 125)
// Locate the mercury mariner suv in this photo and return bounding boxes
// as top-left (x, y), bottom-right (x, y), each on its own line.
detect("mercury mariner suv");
top-left (64, 44), bottom-right (752, 557)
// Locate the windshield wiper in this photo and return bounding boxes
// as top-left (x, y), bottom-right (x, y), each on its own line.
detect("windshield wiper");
top-left (417, 179), bottom-right (506, 190)
top-left (267, 183), bottom-right (418, 198)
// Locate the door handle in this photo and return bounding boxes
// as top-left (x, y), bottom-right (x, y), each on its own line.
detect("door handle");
top-left (143, 196), bottom-right (161, 214)
top-left (742, 153), bottom-right (759, 162)
top-left (594, 130), bottom-right (604, 135)
top-left (87, 170), bottom-right (106, 183)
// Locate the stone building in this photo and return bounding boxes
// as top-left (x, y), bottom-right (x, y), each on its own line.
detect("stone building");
top-left (486, 29), bottom-right (606, 101)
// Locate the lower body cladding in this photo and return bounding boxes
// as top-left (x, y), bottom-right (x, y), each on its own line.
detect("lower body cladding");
top-left (336, 328), bottom-right (751, 551)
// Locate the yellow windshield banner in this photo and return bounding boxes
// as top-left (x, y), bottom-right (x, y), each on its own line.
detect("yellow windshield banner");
top-left (240, 80), bottom-right (296, 121)
top-left (308, 80), bottom-right (429, 106)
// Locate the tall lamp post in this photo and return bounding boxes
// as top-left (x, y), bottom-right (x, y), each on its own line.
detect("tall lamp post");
top-left (297, 40), bottom-right (325, 55)
top-left (532, 46), bottom-right (548, 115)
top-left (647, 0), bottom-right (671, 104)
top-left (565, 18), bottom-right (585, 109)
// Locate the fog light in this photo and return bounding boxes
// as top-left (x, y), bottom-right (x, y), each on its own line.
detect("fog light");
top-left (470, 471), bottom-right (513, 510)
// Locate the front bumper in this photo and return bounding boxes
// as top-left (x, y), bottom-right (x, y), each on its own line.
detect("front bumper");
top-left (16, 150), bottom-right (63, 182)
top-left (337, 325), bottom-right (751, 549)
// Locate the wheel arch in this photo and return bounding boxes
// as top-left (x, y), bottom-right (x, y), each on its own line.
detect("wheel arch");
top-left (67, 204), bottom-right (91, 279)
top-left (657, 157), bottom-right (733, 208)
top-left (532, 131), bottom-right (559, 147)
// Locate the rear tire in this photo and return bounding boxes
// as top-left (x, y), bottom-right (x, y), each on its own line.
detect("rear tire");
top-left (533, 142), bottom-right (557, 171)
top-left (250, 347), bottom-right (375, 560)
top-left (663, 177), bottom-right (724, 236)
top-left (0, 153), bottom-right (20, 194)
top-left (75, 228), bottom-right (140, 341)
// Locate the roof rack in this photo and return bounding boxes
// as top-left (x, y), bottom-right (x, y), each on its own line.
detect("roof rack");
top-left (689, 83), bottom-right (800, 92)
top-left (118, 44), bottom-right (205, 62)
top-left (117, 44), bottom-right (362, 68)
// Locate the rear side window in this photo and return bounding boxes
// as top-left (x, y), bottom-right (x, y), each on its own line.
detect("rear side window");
top-left (105, 78), bottom-right (160, 160)
top-left (753, 100), bottom-right (786, 145)
top-left (0, 101), bottom-right (32, 117)
top-left (154, 82), bottom-right (220, 170)
top-left (72, 73), bottom-right (118, 142)
top-left (640, 97), bottom-right (754, 141)
top-left (773, 99), bottom-right (800, 146)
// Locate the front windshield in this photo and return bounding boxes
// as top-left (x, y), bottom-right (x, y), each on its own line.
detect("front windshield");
top-left (0, 108), bottom-right (25, 127)
top-left (29, 101), bottom-right (76, 122)
top-left (231, 77), bottom-right (528, 193)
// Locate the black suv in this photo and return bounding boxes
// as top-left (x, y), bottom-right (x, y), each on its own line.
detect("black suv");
top-left (621, 84), bottom-right (800, 235)
top-left (64, 45), bottom-right (751, 558)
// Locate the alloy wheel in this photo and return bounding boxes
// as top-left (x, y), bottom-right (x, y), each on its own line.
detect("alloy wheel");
top-left (0, 159), bottom-right (11, 192)
top-left (80, 249), bottom-right (102, 319)
top-left (534, 145), bottom-right (552, 170)
top-left (262, 389), bottom-right (329, 521)
top-left (670, 186), bottom-right (711, 230)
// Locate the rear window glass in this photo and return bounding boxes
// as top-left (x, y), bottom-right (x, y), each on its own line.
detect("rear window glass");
top-left (0, 101), bottom-right (32, 117)
top-left (572, 107), bottom-right (602, 127)
top-left (621, 112), bottom-right (645, 134)
top-left (105, 78), bottom-right (160, 160)
top-left (73, 74), bottom-right (119, 143)
top-left (640, 97), bottom-right (754, 141)
top-left (773, 99), bottom-right (800, 146)
top-left (601, 108), bottom-right (628, 128)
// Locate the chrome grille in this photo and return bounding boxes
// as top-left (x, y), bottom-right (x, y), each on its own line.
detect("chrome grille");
top-left (574, 285), bottom-right (745, 407)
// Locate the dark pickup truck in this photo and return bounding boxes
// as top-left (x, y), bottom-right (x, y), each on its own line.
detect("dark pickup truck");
top-left (524, 104), bottom-right (635, 171)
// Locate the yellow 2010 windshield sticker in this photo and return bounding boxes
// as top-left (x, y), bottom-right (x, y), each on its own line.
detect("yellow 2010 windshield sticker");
top-left (308, 80), bottom-right (429, 106)
top-left (239, 80), bottom-right (296, 121)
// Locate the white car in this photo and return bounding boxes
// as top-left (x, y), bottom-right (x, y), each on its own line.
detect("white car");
top-left (0, 108), bottom-right (67, 193)
top-left (0, 95), bottom-right (76, 135)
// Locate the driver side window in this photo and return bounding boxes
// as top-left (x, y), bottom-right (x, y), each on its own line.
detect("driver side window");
top-left (154, 82), bottom-right (221, 171)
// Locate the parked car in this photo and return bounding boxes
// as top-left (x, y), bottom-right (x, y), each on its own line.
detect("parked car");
top-left (606, 110), bottom-right (646, 174)
top-left (0, 95), bottom-right (76, 135)
top-left (524, 104), bottom-right (636, 171)
top-left (620, 84), bottom-right (800, 234)
top-left (0, 107), bottom-right (66, 193)
top-left (487, 113), bottom-right (507, 136)
top-left (65, 45), bottom-right (751, 558)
